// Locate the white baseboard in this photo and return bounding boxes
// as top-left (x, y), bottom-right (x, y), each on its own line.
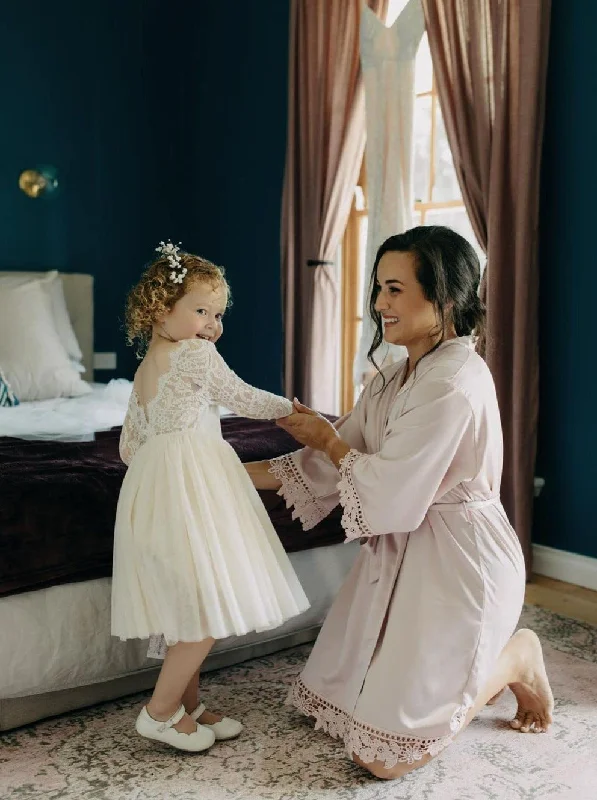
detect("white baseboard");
top-left (533, 544), bottom-right (597, 592)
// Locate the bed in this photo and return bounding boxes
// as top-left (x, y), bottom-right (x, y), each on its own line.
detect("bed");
top-left (0, 272), bottom-right (358, 731)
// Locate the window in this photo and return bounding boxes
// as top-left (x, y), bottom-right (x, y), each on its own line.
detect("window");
top-left (340, 30), bottom-right (483, 415)
top-left (412, 35), bottom-right (482, 248)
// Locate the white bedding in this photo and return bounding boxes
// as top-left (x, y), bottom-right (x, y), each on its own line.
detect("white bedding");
top-left (0, 380), bottom-right (233, 441)
top-left (0, 380), bottom-right (133, 441)
top-left (0, 542), bottom-right (359, 699)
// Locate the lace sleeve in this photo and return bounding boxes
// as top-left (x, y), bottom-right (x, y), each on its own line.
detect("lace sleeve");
top-left (119, 392), bottom-right (147, 466)
top-left (269, 452), bottom-right (332, 530)
top-left (269, 403), bottom-right (369, 531)
top-left (335, 382), bottom-right (475, 539)
top-left (178, 339), bottom-right (293, 419)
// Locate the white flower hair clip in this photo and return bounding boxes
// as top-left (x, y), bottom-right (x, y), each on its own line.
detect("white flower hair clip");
top-left (155, 240), bottom-right (188, 285)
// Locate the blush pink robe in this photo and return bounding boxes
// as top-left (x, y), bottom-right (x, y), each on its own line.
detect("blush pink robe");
top-left (270, 338), bottom-right (525, 768)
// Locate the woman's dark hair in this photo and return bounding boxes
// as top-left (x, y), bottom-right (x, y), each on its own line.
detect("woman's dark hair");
top-left (367, 225), bottom-right (485, 374)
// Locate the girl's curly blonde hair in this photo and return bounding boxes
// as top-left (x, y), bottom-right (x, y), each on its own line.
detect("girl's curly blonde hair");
top-left (125, 252), bottom-right (230, 357)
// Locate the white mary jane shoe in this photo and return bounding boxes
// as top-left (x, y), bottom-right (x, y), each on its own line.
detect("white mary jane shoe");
top-left (135, 704), bottom-right (216, 752)
top-left (190, 702), bottom-right (243, 740)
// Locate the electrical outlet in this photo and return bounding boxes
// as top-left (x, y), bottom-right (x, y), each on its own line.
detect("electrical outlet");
top-left (94, 352), bottom-right (117, 370)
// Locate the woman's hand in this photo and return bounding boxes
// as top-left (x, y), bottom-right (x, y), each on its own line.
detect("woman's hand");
top-left (276, 400), bottom-right (339, 452)
top-left (277, 401), bottom-right (352, 466)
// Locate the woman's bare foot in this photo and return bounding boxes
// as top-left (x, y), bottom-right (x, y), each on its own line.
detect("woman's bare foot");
top-left (507, 629), bottom-right (554, 733)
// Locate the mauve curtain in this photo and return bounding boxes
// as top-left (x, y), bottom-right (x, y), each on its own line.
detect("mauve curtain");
top-left (421, 0), bottom-right (551, 573)
top-left (281, 0), bottom-right (388, 413)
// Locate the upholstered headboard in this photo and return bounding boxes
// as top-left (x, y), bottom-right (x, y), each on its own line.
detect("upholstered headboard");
top-left (0, 271), bottom-right (94, 380)
top-left (60, 274), bottom-right (94, 380)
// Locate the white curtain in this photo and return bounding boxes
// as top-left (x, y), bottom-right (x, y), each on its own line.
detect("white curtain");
top-left (354, 0), bottom-right (425, 385)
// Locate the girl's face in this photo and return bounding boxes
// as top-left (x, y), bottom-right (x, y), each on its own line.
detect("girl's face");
top-left (373, 251), bottom-right (440, 347)
top-left (157, 280), bottom-right (227, 343)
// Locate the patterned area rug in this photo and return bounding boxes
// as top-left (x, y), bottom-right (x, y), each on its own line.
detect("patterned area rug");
top-left (2, 605), bottom-right (597, 800)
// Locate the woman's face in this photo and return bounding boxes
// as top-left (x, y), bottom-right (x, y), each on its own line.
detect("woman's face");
top-left (373, 250), bottom-right (441, 348)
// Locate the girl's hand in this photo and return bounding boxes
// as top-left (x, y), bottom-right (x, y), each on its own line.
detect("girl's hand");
top-left (276, 400), bottom-right (340, 453)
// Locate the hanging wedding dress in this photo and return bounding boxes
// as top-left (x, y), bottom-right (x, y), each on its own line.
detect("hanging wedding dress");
top-left (354, 0), bottom-right (425, 386)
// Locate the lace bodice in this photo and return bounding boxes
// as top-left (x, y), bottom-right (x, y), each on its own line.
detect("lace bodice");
top-left (119, 339), bottom-right (293, 465)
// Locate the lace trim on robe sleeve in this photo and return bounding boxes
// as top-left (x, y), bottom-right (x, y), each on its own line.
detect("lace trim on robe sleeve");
top-left (337, 449), bottom-right (376, 540)
top-left (269, 454), bottom-right (330, 531)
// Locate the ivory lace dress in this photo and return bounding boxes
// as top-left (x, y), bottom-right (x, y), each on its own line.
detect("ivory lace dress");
top-left (111, 339), bottom-right (310, 652)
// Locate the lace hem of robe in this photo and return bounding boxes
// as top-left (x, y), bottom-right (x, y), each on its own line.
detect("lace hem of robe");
top-left (337, 449), bottom-right (376, 540)
top-left (269, 454), bottom-right (329, 531)
top-left (287, 676), bottom-right (470, 768)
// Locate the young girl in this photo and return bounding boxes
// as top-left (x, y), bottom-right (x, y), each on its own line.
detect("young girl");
top-left (111, 241), bottom-right (310, 752)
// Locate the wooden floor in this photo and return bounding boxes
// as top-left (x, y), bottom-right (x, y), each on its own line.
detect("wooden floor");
top-left (526, 575), bottom-right (597, 625)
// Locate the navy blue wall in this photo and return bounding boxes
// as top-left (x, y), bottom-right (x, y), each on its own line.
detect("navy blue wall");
top-left (1, 1), bottom-right (147, 380)
top-left (180, 0), bottom-right (290, 393)
top-left (0, 0), bottom-right (289, 392)
top-left (534, 0), bottom-right (597, 558)
top-left (4, 1), bottom-right (594, 558)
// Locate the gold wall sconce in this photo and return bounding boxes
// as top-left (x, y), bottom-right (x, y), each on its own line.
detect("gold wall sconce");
top-left (18, 166), bottom-right (59, 198)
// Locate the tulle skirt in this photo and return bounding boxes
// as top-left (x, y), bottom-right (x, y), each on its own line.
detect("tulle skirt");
top-left (111, 430), bottom-right (310, 644)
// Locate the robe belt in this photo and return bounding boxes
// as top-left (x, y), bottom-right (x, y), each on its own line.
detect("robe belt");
top-left (362, 496), bottom-right (500, 583)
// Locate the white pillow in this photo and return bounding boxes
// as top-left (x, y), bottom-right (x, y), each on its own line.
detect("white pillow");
top-left (0, 280), bottom-right (91, 401)
top-left (0, 271), bottom-right (83, 362)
